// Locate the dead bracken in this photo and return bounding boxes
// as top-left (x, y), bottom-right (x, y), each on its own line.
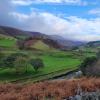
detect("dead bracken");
top-left (0, 78), bottom-right (100, 100)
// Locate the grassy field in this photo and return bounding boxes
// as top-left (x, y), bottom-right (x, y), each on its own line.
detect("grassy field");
top-left (0, 35), bottom-right (97, 83)
top-left (0, 35), bottom-right (16, 48)
top-left (0, 39), bottom-right (16, 47)
top-left (0, 50), bottom-right (81, 83)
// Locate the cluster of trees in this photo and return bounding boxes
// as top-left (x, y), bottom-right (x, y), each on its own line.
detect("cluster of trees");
top-left (80, 51), bottom-right (100, 76)
top-left (80, 56), bottom-right (97, 75)
top-left (0, 52), bottom-right (44, 74)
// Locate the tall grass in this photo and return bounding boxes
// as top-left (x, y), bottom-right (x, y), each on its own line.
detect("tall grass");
top-left (0, 78), bottom-right (100, 100)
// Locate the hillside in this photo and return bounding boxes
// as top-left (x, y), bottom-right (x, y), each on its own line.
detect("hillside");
top-left (0, 78), bottom-right (100, 100)
top-left (0, 26), bottom-right (44, 39)
top-left (0, 34), bottom-right (17, 48)
top-left (78, 41), bottom-right (100, 54)
top-left (50, 35), bottom-right (85, 49)
top-left (83, 58), bottom-right (100, 76)
top-left (0, 26), bottom-right (62, 50)
top-left (87, 41), bottom-right (100, 48)
top-left (17, 37), bottom-right (62, 51)
top-left (0, 26), bottom-right (85, 50)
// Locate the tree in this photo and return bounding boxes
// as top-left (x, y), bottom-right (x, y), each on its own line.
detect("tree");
top-left (80, 57), bottom-right (97, 75)
top-left (30, 58), bottom-right (44, 71)
top-left (14, 56), bottom-right (29, 74)
top-left (2, 53), bottom-right (29, 73)
top-left (96, 51), bottom-right (100, 58)
top-left (0, 52), bottom-right (4, 60)
top-left (17, 40), bottom-right (25, 50)
top-left (0, 51), bottom-right (5, 67)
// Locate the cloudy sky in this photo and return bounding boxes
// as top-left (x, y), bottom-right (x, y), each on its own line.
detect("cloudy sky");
top-left (0, 0), bottom-right (100, 41)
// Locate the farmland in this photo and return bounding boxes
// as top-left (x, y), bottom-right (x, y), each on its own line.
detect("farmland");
top-left (0, 28), bottom-right (98, 83)
top-left (0, 50), bottom-right (81, 83)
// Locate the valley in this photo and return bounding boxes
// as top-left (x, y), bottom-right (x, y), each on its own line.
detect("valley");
top-left (0, 1), bottom-right (100, 99)
top-left (0, 26), bottom-right (99, 84)
top-left (0, 26), bottom-right (99, 100)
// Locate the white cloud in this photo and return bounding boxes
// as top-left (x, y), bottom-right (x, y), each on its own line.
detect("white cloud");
top-left (11, 0), bottom-right (88, 6)
top-left (10, 11), bottom-right (100, 41)
top-left (11, 0), bottom-right (33, 6)
top-left (0, 0), bottom-right (100, 41)
top-left (89, 8), bottom-right (100, 16)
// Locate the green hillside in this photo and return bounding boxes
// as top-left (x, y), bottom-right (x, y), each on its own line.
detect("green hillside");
top-left (31, 40), bottom-right (56, 51)
top-left (0, 51), bottom-right (81, 83)
top-left (0, 26), bottom-right (97, 83)
top-left (0, 34), bottom-right (17, 48)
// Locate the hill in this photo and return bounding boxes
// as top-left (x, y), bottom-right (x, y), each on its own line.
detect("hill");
top-left (0, 26), bottom-right (85, 50)
top-left (0, 26), bottom-right (62, 50)
top-left (78, 41), bottom-right (100, 54)
top-left (0, 34), bottom-right (17, 48)
top-left (86, 41), bottom-right (100, 48)
top-left (0, 26), bottom-right (44, 39)
top-left (50, 35), bottom-right (85, 49)
top-left (17, 37), bottom-right (63, 51)
top-left (0, 78), bottom-right (100, 100)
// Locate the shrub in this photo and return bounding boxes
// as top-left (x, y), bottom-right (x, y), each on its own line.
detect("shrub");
top-left (14, 56), bottom-right (29, 74)
top-left (0, 52), bottom-right (4, 60)
top-left (0, 78), bottom-right (99, 100)
top-left (80, 57), bottom-right (97, 75)
top-left (30, 58), bottom-right (44, 71)
top-left (96, 51), bottom-right (100, 58)
top-left (0, 52), bottom-right (5, 67)
top-left (1, 53), bottom-right (29, 74)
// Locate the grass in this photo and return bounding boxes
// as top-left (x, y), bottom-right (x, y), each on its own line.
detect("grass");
top-left (0, 37), bottom-right (16, 48)
top-left (31, 40), bottom-right (56, 51)
top-left (0, 50), bottom-right (81, 83)
top-left (32, 40), bottom-right (49, 50)
top-left (0, 34), bottom-right (96, 83)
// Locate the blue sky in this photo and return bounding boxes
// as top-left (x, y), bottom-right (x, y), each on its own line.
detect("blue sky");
top-left (0, 0), bottom-right (100, 41)
top-left (15, 0), bottom-right (100, 19)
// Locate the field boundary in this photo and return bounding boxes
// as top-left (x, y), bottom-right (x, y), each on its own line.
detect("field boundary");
top-left (8, 67), bottom-right (79, 83)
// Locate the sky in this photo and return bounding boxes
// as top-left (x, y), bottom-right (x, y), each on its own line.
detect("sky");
top-left (0, 0), bottom-right (100, 41)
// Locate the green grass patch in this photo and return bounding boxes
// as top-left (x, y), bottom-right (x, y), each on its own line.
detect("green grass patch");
top-left (0, 38), bottom-right (16, 48)
top-left (0, 51), bottom-right (81, 83)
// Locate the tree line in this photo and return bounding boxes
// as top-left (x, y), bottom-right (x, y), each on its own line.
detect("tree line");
top-left (0, 52), bottom-right (44, 74)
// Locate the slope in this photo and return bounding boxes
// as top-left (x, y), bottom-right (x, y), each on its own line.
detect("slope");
top-left (0, 34), bottom-right (17, 48)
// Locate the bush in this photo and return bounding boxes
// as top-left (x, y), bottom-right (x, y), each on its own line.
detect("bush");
top-left (30, 58), bottom-right (44, 71)
top-left (1, 53), bottom-right (29, 74)
top-left (14, 56), bottom-right (29, 74)
top-left (2, 53), bottom-right (28, 68)
top-left (0, 52), bottom-right (5, 67)
top-left (96, 51), bottom-right (100, 58)
top-left (80, 57), bottom-right (97, 75)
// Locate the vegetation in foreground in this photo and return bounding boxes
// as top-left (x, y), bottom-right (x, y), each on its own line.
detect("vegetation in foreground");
top-left (0, 50), bottom-right (81, 83)
top-left (0, 26), bottom-right (99, 83)
top-left (0, 78), bottom-right (99, 100)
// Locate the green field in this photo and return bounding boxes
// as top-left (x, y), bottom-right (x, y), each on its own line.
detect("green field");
top-left (0, 35), bottom-right (16, 48)
top-left (0, 39), bottom-right (16, 47)
top-left (0, 50), bottom-right (81, 83)
top-left (0, 35), bottom-right (97, 83)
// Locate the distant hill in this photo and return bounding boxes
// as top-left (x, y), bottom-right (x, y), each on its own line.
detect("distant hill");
top-left (0, 26), bottom-right (63, 50)
top-left (78, 40), bottom-right (100, 53)
top-left (50, 35), bottom-right (85, 49)
top-left (17, 37), bottom-right (63, 51)
top-left (86, 41), bottom-right (100, 48)
top-left (0, 26), bottom-right (86, 50)
top-left (0, 26), bottom-right (45, 39)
